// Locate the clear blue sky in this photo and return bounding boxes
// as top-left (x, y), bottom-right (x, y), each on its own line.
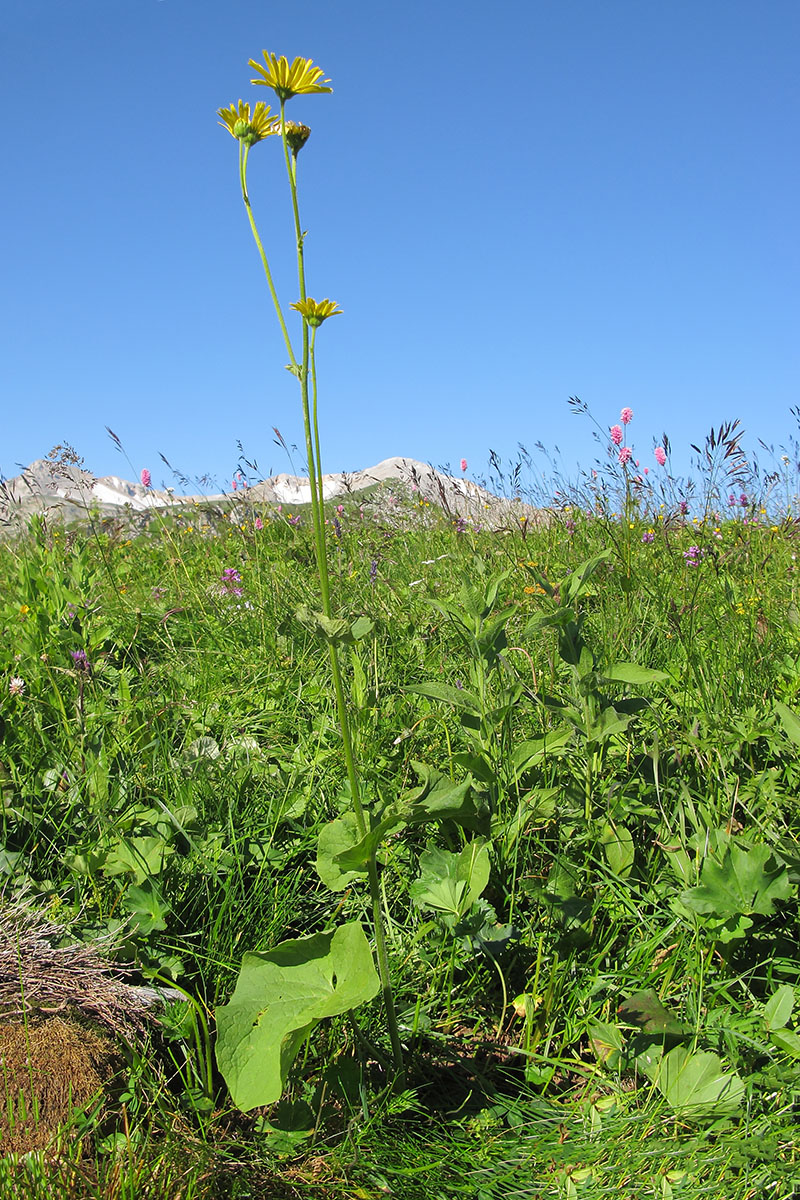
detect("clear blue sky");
top-left (2, 0), bottom-right (798, 492)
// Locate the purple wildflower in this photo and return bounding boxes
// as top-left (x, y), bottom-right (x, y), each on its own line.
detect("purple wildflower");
top-left (70, 649), bottom-right (90, 672)
top-left (641, 530), bottom-right (654, 544)
top-left (140, 468), bottom-right (152, 488)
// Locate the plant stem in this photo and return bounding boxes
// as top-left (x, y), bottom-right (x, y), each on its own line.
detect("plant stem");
top-left (276, 111), bottom-right (405, 1076)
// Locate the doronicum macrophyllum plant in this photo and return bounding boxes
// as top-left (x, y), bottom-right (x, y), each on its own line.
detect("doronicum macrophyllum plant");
top-left (213, 53), bottom-right (406, 1112)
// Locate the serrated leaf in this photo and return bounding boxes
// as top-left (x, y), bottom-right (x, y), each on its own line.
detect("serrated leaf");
top-left (681, 843), bottom-right (791, 923)
top-left (410, 841), bottom-right (490, 920)
top-left (655, 1046), bottom-right (745, 1117)
top-left (618, 989), bottom-right (685, 1035)
top-left (215, 922), bottom-right (380, 1111)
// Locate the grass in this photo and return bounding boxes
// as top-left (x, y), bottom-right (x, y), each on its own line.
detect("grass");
top-left (0, 448), bottom-right (799, 1198)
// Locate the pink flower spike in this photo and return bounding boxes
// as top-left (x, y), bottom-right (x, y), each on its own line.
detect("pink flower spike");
top-left (140, 468), bottom-right (152, 488)
top-left (610, 425), bottom-right (623, 446)
top-left (644, 467), bottom-right (649, 474)
top-left (460, 458), bottom-right (468, 472)
top-left (618, 446), bottom-right (632, 465)
top-left (254, 517), bottom-right (263, 530)
top-left (231, 480), bottom-right (238, 491)
top-left (654, 446), bottom-right (667, 466)
top-left (620, 407), bottom-right (633, 425)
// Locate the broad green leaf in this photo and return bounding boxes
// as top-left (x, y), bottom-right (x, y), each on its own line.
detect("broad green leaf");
top-left (511, 726), bottom-right (572, 779)
top-left (405, 681), bottom-right (482, 716)
top-left (122, 880), bottom-right (170, 934)
top-left (763, 984), bottom-right (794, 1032)
top-left (681, 843), bottom-right (791, 924)
top-left (770, 1029), bottom-right (800, 1058)
top-left (316, 813), bottom-right (366, 891)
top-left (349, 615), bottom-right (374, 640)
top-left (215, 922), bottom-right (380, 1112)
top-left (618, 989), bottom-right (685, 1035)
top-left (400, 761), bottom-right (490, 834)
top-left (600, 821), bottom-right (635, 878)
top-left (410, 841), bottom-right (490, 921)
top-left (601, 663), bottom-right (669, 686)
top-left (775, 701), bottom-right (800, 748)
top-left (562, 550), bottom-right (611, 605)
top-left (588, 1020), bottom-right (624, 1068)
top-left (655, 1046), bottom-right (745, 1117)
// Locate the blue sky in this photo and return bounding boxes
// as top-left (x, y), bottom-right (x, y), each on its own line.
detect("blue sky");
top-left (2, 0), bottom-right (798, 493)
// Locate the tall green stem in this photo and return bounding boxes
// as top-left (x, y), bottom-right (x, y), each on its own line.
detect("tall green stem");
top-left (275, 111), bottom-right (404, 1074)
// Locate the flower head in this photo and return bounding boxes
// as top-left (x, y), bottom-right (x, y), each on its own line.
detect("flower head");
top-left (610, 424), bottom-right (623, 446)
top-left (249, 53), bottom-right (332, 102)
top-left (140, 467), bottom-right (152, 488)
top-left (618, 446), bottom-right (632, 465)
top-left (71, 649), bottom-right (90, 672)
top-left (217, 99), bottom-right (278, 146)
top-left (460, 458), bottom-right (468, 472)
top-left (620, 407), bottom-right (633, 425)
top-left (654, 446), bottom-right (666, 466)
top-left (8, 677), bottom-right (25, 696)
top-left (290, 298), bottom-right (342, 327)
top-left (282, 121), bottom-right (311, 155)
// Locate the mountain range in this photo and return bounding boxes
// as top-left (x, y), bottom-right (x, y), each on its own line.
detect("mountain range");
top-left (0, 457), bottom-right (539, 531)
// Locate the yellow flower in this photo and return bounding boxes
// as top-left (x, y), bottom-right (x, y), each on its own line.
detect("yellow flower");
top-left (249, 53), bottom-right (332, 102)
top-left (290, 297), bottom-right (342, 327)
top-left (217, 99), bottom-right (278, 146)
top-left (19, 605), bottom-right (30, 616)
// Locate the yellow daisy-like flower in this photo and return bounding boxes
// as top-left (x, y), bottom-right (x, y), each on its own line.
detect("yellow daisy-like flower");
top-left (217, 99), bottom-right (278, 146)
top-left (290, 298), bottom-right (342, 327)
top-left (249, 53), bottom-right (332, 102)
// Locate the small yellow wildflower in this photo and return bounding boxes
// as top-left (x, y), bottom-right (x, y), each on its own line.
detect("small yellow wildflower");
top-left (19, 605), bottom-right (30, 616)
top-left (290, 297), bottom-right (342, 327)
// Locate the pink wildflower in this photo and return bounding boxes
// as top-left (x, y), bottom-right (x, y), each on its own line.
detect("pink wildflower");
top-left (618, 446), bottom-right (632, 465)
top-left (337, 504), bottom-right (344, 514)
top-left (620, 407), bottom-right (633, 425)
top-left (232, 480), bottom-right (238, 491)
top-left (610, 425), bottom-right (623, 446)
top-left (654, 446), bottom-right (667, 466)
top-left (460, 458), bottom-right (468, 472)
top-left (140, 468), bottom-right (152, 488)
top-left (8, 677), bottom-right (25, 696)
top-left (254, 517), bottom-right (263, 530)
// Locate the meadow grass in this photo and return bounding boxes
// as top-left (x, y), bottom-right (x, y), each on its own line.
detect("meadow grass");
top-left (0, 471), bottom-right (798, 1198)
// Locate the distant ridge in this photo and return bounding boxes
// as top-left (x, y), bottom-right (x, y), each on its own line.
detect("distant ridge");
top-left (0, 456), bottom-right (542, 530)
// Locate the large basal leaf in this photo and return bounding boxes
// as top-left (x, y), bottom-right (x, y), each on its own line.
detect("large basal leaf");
top-left (215, 921), bottom-right (380, 1112)
top-left (681, 843), bottom-right (792, 925)
top-left (655, 1046), bottom-right (745, 1117)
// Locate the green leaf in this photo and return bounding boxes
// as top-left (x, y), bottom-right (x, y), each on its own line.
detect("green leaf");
top-left (562, 550), bottom-right (611, 605)
top-left (769, 1028), bottom-right (800, 1058)
top-left (655, 1046), bottom-right (745, 1117)
top-left (600, 663), bottom-right (670, 686)
top-left (316, 813), bottom-right (367, 891)
top-left (618, 989), bottom-right (685, 1036)
top-left (215, 921), bottom-right (380, 1112)
top-left (763, 984), bottom-right (794, 1032)
top-left (405, 681), bottom-right (482, 715)
top-left (600, 821), bottom-right (635, 878)
top-left (775, 701), bottom-right (800, 748)
top-left (681, 843), bottom-right (792, 925)
top-left (400, 761), bottom-right (490, 834)
top-left (122, 880), bottom-right (170, 934)
top-left (410, 841), bottom-right (490, 921)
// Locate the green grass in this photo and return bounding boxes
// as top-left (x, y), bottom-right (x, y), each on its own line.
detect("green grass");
top-left (0, 482), bottom-right (799, 1197)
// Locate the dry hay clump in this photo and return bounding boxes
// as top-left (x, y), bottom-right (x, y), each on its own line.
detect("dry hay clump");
top-left (0, 893), bottom-right (166, 1156)
top-left (0, 1017), bottom-right (117, 1155)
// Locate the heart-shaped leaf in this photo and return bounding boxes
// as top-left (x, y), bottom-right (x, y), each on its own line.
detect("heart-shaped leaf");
top-left (215, 921), bottom-right (380, 1111)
